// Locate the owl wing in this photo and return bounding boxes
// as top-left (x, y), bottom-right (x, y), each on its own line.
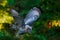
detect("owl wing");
top-left (10, 9), bottom-right (23, 30)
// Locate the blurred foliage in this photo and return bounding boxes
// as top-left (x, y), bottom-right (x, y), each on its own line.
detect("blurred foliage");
top-left (7, 0), bottom-right (15, 6)
top-left (0, 0), bottom-right (13, 30)
top-left (0, 0), bottom-right (60, 40)
top-left (0, 0), bottom-right (7, 7)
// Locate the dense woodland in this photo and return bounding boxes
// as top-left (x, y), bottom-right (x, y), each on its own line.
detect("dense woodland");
top-left (0, 0), bottom-right (60, 40)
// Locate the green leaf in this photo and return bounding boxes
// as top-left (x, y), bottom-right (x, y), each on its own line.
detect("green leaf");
top-left (7, 0), bottom-right (15, 6)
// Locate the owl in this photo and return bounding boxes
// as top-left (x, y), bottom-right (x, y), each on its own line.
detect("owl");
top-left (10, 7), bottom-right (41, 37)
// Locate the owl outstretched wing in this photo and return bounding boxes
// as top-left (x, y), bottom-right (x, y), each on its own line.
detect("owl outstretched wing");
top-left (10, 9), bottom-right (23, 30)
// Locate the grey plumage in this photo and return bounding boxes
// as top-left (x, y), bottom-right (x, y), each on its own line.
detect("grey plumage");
top-left (16, 7), bottom-right (40, 37)
top-left (10, 7), bottom-right (41, 37)
top-left (24, 7), bottom-right (40, 25)
top-left (10, 9), bottom-right (19, 17)
top-left (10, 9), bottom-right (23, 30)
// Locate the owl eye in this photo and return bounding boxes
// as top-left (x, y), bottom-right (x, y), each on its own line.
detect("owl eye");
top-left (33, 15), bottom-right (38, 20)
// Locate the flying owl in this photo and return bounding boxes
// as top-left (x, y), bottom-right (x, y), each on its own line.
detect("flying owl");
top-left (10, 7), bottom-right (41, 37)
